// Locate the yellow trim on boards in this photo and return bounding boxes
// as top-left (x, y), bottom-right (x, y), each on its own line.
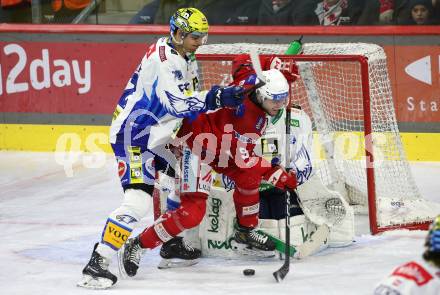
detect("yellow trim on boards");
top-left (1, 124), bottom-right (440, 161)
top-left (0, 124), bottom-right (112, 153)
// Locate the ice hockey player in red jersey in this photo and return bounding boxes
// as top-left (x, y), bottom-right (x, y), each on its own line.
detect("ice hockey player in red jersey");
top-left (374, 215), bottom-right (440, 295)
top-left (119, 54), bottom-right (299, 277)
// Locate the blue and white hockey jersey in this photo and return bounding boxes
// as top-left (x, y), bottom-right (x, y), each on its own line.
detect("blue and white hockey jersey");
top-left (257, 106), bottom-right (314, 186)
top-left (110, 37), bottom-right (210, 149)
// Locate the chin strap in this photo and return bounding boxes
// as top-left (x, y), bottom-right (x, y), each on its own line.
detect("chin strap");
top-left (170, 31), bottom-right (184, 46)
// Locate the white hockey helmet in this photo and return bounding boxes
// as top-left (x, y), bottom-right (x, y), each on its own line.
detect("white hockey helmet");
top-left (256, 69), bottom-right (289, 104)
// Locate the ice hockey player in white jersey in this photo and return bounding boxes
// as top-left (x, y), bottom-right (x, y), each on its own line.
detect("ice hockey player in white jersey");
top-left (374, 215), bottom-right (440, 295)
top-left (77, 7), bottom-right (245, 289)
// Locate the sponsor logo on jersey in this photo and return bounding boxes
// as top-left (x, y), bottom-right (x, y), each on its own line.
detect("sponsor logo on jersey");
top-left (130, 167), bottom-right (142, 180)
top-left (127, 146), bottom-right (144, 184)
top-left (115, 214), bottom-right (137, 224)
top-left (181, 148), bottom-right (196, 192)
top-left (291, 118), bottom-right (300, 127)
top-left (255, 115), bottom-right (265, 131)
top-left (242, 203), bottom-right (259, 216)
top-left (154, 222), bottom-right (173, 243)
top-left (233, 130), bottom-right (257, 144)
top-left (198, 167), bottom-right (213, 193)
top-left (208, 197), bottom-right (222, 233)
top-left (118, 160), bottom-right (127, 179)
top-left (159, 46), bottom-right (166, 62)
top-left (172, 70), bottom-right (183, 80)
top-left (178, 82), bottom-right (190, 92)
top-left (392, 261), bottom-right (433, 286)
top-left (261, 138), bottom-right (279, 156)
top-left (129, 146), bottom-right (142, 162)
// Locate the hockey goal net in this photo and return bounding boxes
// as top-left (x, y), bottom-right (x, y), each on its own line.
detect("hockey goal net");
top-left (195, 42), bottom-right (440, 235)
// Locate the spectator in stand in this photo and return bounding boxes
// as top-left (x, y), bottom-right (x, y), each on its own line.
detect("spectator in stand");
top-left (1, 0), bottom-right (31, 23)
top-left (195, 0), bottom-right (257, 25)
top-left (393, 0), bottom-right (412, 23)
top-left (402, 0), bottom-right (439, 24)
top-left (132, 0), bottom-right (257, 25)
top-left (257, 0), bottom-right (318, 25)
top-left (378, 0), bottom-right (394, 24)
top-left (144, 0), bottom-right (186, 24)
top-left (304, 0), bottom-right (380, 25)
top-left (45, 0), bottom-right (92, 23)
top-left (129, 0), bottom-right (159, 24)
top-left (393, 0), bottom-right (439, 24)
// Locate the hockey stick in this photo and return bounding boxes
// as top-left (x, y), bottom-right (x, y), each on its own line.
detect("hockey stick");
top-left (249, 47), bottom-right (291, 281)
top-left (273, 190), bottom-right (291, 282)
top-left (273, 86), bottom-right (293, 282)
top-left (243, 80), bottom-right (266, 96)
top-left (249, 48), bottom-right (266, 84)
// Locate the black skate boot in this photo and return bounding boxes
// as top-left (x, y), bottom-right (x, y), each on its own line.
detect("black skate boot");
top-left (231, 223), bottom-right (276, 258)
top-left (77, 243), bottom-right (117, 289)
top-left (118, 236), bottom-right (144, 278)
top-left (158, 236), bottom-right (201, 269)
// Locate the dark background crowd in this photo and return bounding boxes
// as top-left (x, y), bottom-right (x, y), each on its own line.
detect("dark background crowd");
top-left (1, 0), bottom-right (440, 25)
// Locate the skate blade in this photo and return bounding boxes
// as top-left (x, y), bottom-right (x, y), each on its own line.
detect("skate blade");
top-left (77, 274), bottom-right (114, 289)
top-left (158, 258), bottom-right (199, 269)
top-left (230, 240), bottom-right (276, 258)
top-left (117, 244), bottom-right (128, 279)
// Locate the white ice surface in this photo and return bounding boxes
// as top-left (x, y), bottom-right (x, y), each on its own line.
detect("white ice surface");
top-left (1, 151), bottom-right (439, 295)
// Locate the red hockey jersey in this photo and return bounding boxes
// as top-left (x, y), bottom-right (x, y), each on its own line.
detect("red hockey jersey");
top-left (177, 74), bottom-right (269, 170)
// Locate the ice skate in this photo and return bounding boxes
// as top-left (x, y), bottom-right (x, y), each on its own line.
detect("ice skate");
top-left (231, 223), bottom-right (276, 258)
top-left (158, 236), bottom-right (201, 269)
top-left (118, 236), bottom-right (144, 278)
top-left (77, 243), bottom-right (117, 289)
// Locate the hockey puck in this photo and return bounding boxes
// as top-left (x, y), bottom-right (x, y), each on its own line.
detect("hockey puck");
top-left (243, 269), bottom-right (255, 276)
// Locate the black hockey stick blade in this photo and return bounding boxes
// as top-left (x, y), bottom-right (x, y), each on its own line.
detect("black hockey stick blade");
top-left (273, 227), bottom-right (290, 282)
top-left (273, 261), bottom-right (289, 282)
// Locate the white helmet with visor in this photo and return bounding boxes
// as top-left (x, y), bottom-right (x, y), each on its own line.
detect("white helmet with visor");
top-left (256, 69), bottom-right (289, 106)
